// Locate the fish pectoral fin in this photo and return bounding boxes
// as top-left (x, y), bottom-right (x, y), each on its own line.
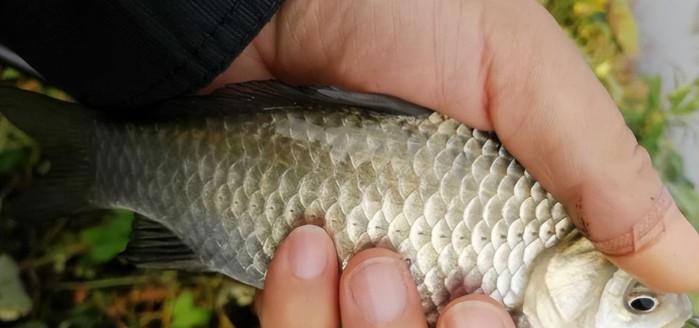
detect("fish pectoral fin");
top-left (121, 214), bottom-right (208, 271)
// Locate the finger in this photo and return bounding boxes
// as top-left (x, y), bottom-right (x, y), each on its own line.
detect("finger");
top-left (225, 0), bottom-right (699, 291)
top-left (200, 43), bottom-right (274, 94)
top-left (256, 225), bottom-right (340, 328)
top-left (437, 294), bottom-right (515, 328)
top-left (269, 0), bottom-right (699, 291)
top-left (470, 0), bottom-right (699, 292)
top-left (339, 248), bottom-right (427, 328)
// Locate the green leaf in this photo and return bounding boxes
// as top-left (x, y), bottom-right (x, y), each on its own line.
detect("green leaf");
top-left (645, 76), bottom-right (662, 115)
top-left (608, 0), bottom-right (639, 55)
top-left (171, 291), bottom-right (212, 328)
top-left (639, 112), bottom-right (666, 157)
top-left (669, 85), bottom-right (692, 108)
top-left (668, 80), bottom-right (699, 115)
top-left (79, 210), bottom-right (134, 265)
top-left (668, 182), bottom-right (699, 229)
top-left (0, 255), bottom-right (32, 321)
top-left (0, 149), bottom-right (29, 174)
top-left (0, 68), bottom-right (20, 81)
top-left (60, 303), bottom-right (109, 328)
top-left (43, 87), bottom-right (71, 101)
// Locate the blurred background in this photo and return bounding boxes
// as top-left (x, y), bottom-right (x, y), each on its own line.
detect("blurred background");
top-left (0, 0), bottom-right (698, 327)
top-left (634, 0), bottom-right (699, 185)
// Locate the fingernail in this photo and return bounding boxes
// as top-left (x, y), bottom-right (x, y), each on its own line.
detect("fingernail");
top-left (287, 225), bottom-right (329, 279)
top-left (441, 301), bottom-right (506, 328)
top-left (348, 257), bottom-right (408, 323)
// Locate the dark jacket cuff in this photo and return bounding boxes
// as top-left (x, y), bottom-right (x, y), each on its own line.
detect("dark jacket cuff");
top-left (0, 0), bottom-right (284, 109)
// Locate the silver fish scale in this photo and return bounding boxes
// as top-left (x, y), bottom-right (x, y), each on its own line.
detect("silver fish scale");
top-left (90, 108), bottom-right (574, 321)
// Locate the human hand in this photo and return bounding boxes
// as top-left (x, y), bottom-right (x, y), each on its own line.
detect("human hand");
top-left (255, 225), bottom-right (515, 328)
top-left (205, 0), bottom-right (699, 292)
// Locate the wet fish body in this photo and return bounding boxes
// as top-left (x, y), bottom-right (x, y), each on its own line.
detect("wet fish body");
top-left (100, 104), bottom-right (570, 315)
top-left (0, 82), bottom-right (691, 327)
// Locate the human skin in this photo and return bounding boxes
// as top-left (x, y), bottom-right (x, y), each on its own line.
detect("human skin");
top-left (255, 225), bottom-right (517, 328)
top-left (201, 0), bottom-right (699, 326)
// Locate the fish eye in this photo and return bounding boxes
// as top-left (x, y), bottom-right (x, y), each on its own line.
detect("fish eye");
top-left (626, 294), bottom-right (658, 314)
top-left (624, 282), bottom-right (660, 314)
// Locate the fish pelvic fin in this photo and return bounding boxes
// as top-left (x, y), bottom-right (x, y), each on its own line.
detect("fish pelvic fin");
top-left (0, 87), bottom-right (99, 221)
top-left (121, 214), bottom-right (208, 271)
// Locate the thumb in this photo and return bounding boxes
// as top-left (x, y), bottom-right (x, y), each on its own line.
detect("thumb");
top-left (437, 294), bottom-right (515, 328)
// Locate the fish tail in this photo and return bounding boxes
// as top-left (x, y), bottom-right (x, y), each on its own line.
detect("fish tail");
top-left (0, 87), bottom-right (99, 221)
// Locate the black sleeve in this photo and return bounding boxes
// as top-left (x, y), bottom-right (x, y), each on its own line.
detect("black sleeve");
top-left (0, 0), bottom-right (283, 109)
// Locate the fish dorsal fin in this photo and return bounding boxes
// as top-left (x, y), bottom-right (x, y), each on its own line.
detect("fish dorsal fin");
top-left (211, 80), bottom-right (433, 116)
top-left (121, 214), bottom-right (208, 271)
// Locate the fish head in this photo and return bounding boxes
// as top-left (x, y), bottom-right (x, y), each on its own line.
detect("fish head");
top-left (594, 270), bottom-right (691, 328)
top-left (522, 235), bottom-right (692, 328)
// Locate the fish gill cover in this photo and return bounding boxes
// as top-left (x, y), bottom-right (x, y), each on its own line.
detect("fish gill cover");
top-left (0, 0), bottom-right (698, 326)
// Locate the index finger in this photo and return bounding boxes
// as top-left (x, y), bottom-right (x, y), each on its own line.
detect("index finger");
top-left (474, 0), bottom-right (699, 291)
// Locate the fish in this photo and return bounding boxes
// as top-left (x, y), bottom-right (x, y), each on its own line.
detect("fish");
top-left (0, 81), bottom-right (693, 327)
